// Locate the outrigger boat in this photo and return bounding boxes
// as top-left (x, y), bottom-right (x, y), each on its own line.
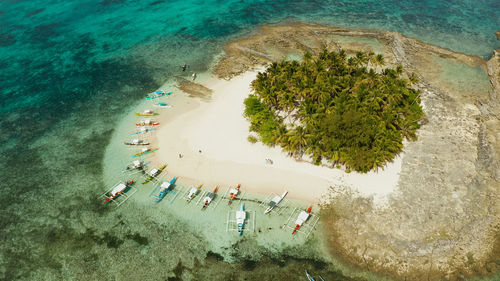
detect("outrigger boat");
top-left (236, 203), bottom-right (246, 236)
top-left (292, 205), bottom-right (312, 234)
top-left (135, 109), bottom-right (159, 117)
top-left (122, 160), bottom-right (148, 172)
top-left (264, 191), bottom-right (288, 214)
top-left (124, 139), bottom-right (149, 146)
top-left (201, 186), bottom-right (218, 210)
top-left (132, 147), bottom-right (159, 158)
top-left (227, 184), bottom-right (241, 205)
top-left (186, 184), bottom-right (202, 203)
top-left (154, 177), bottom-right (177, 203)
top-left (142, 164), bottom-right (167, 184)
top-left (130, 126), bottom-right (155, 135)
top-left (305, 270), bottom-right (315, 281)
top-left (136, 119), bottom-right (159, 126)
top-left (104, 180), bottom-right (134, 205)
top-left (154, 102), bottom-right (171, 108)
top-left (145, 90), bottom-right (172, 100)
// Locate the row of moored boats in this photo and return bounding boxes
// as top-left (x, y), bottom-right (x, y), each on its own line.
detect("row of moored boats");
top-left (103, 89), bottom-right (315, 237)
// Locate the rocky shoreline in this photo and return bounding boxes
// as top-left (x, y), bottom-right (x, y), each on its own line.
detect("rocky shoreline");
top-left (213, 23), bottom-right (500, 280)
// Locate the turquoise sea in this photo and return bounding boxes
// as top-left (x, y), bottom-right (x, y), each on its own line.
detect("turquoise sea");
top-left (0, 0), bottom-right (499, 280)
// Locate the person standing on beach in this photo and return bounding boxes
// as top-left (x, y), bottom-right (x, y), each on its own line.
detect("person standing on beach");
top-left (182, 64), bottom-right (187, 71)
top-left (192, 72), bottom-right (197, 81)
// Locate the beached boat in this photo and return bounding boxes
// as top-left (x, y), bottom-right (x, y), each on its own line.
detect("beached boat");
top-left (124, 139), bottom-right (149, 146)
top-left (201, 186), bottom-right (218, 210)
top-left (305, 270), bottom-right (315, 281)
top-left (135, 109), bottom-right (159, 116)
top-left (104, 180), bottom-right (134, 205)
top-left (236, 203), bottom-right (246, 236)
top-left (145, 90), bottom-right (172, 100)
top-left (227, 184), bottom-right (240, 205)
top-left (186, 184), bottom-right (202, 203)
top-left (122, 160), bottom-right (148, 172)
top-left (142, 164), bottom-right (167, 184)
top-left (130, 126), bottom-right (155, 135)
top-left (136, 119), bottom-right (159, 126)
top-left (132, 147), bottom-right (159, 158)
top-left (292, 205), bottom-right (312, 234)
top-left (155, 177), bottom-right (177, 203)
top-left (264, 191), bottom-right (288, 214)
top-left (154, 102), bottom-right (171, 108)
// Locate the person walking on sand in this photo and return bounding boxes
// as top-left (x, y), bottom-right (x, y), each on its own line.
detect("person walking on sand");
top-left (182, 63), bottom-right (187, 72)
top-left (192, 72), bottom-right (197, 81)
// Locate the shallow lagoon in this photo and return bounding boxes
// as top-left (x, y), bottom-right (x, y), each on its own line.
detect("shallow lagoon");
top-left (1, 0), bottom-right (499, 279)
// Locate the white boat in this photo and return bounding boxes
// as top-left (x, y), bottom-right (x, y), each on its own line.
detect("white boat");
top-left (264, 191), bottom-right (288, 214)
top-left (104, 180), bottom-right (134, 205)
top-left (201, 186), bottom-right (218, 210)
top-left (186, 184), bottom-right (202, 203)
top-left (124, 139), bottom-right (150, 146)
top-left (227, 184), bottom-right (240, 205)
top-left (136, 119), bottom-right (159, 126)
top-left (236, 203), bottom-right (246, 236)
top-left (122, 160), bottom-right (147, 172)
top-left (292, 205), bottom-right (312, 234)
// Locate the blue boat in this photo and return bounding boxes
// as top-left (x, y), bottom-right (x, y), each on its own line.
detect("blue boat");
top-left (305, 270), bottom-right (315, 281)
top-left (306, 270), bottom-right (314, 281)
top-left (129, 126), bottom-right (155, 135)
top-left (154, 102), bottom-right (171, 108)
top-left (236, 203), bottom-right (246, 236)
top-left (155, 177), bottom-right (177, 203)
top-left (145, 90), bottom-right (172, 100)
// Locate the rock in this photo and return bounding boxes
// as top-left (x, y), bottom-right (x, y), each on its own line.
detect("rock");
top-left (496, 30), bottom-right (500, 40)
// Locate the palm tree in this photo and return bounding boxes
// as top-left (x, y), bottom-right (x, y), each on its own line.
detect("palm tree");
top-left (244, 48), bottom-right (423, 173)
top-left (366, 51), bottom-right (375, 68)
top-left (408, 72), bottom-right (419, 86)
top-left (303, 52), bottom-right (313, 64)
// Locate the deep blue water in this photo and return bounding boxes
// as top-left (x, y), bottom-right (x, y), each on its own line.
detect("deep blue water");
top-left (0, 0), bottom-right (499, 280)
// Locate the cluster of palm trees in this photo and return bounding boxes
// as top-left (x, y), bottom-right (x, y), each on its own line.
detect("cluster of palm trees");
top-left (243, 49), bottom-right (424, 172)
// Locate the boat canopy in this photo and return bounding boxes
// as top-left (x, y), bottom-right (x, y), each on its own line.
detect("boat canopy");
top-left (144, 109), bottom-right (152, 114)
top-left (271, 195), bottom-right (281, 202)
top-left (144, 119), bottom-right (151, 124)
top-left (296, 211), bottom-right (310, 225)
top-left (141, 147), bottom-right (148, 152)
top-left (111, 183), bottom-right (127, 195)
top-left (160, 182), bottom-right (171, 189)
top-left (140, 127), bottom-right (147, 132)
top-left (132, 160), bottom-right (141, 166)
top-left (236, 211), bottom-right (246, 222)
top-left (149, 168), bottom-right (158, 176)
top-left (155, 90), bottom-right (163, 94)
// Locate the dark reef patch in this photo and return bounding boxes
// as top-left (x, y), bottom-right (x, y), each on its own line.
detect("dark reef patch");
top-left (0, 31), bottom-right (16, 46)
top-left (26, 8), bottom-right (44, 17)
top-left (126, 232), bottom-right (149, 246)
top-left (150, 0), bottom-right (164, 6)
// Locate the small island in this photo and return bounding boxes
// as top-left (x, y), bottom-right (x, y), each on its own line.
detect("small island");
top-left (244, 49), bottom-right (424, 172)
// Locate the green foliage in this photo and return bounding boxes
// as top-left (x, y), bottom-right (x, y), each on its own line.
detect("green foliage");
top-left (247, 135), bottom-right (258, 143)
top-left (244, 49), bottom-right (424, 172)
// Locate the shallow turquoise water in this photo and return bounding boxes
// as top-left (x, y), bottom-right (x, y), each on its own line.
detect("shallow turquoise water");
top-left (0, 0), bottom-right (499, 280)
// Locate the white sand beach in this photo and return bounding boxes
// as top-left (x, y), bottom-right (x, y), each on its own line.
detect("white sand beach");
top-left (149, 71), bottom-right (402, 203)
